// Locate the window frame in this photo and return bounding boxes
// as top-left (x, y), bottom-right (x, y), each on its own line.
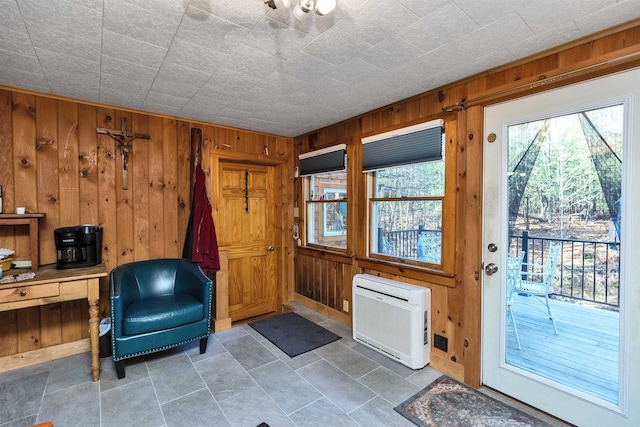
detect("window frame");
top-left (361, 117), bottom-right (456, 274)
top-left (299, 146), bottom-right (349, 253)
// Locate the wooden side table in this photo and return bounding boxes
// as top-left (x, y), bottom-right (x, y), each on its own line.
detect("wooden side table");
top-left (0, 213), bottom-right (45, 271)
top-left (0, 263), bottom-right (107, 381)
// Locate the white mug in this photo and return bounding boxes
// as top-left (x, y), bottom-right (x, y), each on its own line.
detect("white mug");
top-left (16, 207), bottom-right (26, 214)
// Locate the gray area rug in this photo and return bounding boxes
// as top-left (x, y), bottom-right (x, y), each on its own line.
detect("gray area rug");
top-left (395, 375), bottom-right (552, 426)
top-left (248, 312), bottom-right (340, 357)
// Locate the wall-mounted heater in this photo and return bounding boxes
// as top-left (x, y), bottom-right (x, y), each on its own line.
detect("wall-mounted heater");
top-left (352, 274), bottom-right (431, 369)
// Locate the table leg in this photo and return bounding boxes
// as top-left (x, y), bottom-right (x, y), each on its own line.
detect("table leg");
top-left (88, 292), bottom-right (100, 381)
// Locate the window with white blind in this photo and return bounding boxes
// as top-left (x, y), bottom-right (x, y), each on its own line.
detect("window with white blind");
top-left (363, 119), bottom-right (445, 266)
top-left (300, 145), bottom-right (347, 251)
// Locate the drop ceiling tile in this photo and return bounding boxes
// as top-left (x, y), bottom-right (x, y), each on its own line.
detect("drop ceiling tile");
top-left (506, 22), bottom-right (582, 59)
top-left (575, 0), bottom-right (640, 36)
top-left (120, 0), bottom-right (185, 20)
top-left (337, 0), bottom-right (420, 45)
top-left (517, 0), bottom-right (615, 35)
top-left (176, 6), bottom-right (250, 54)
top-left (413, 42), bottom-right (471, 77)
top-left (102, 30), bottom-right (168, 69)
top-left (0, 26), bottom-right (35, 55)
top-left (149, 78), bottom-right (204, 100)
top-left (324, 58), bottom-right (383, 86)
top-left (0, 48), bottom-right (41, 72)
top-left (1, 0), bottom-right (28, 32)
top-left (278, 52), bottom-right (336, 78)
top-left (164, 38), bottom-right (227, 74)
top-left (454, 12), bottom-right (534, 59)
top-left (100, 54), bottom-right (157, 86)
top-left (17, 0), bottom-right (102, 40)
top-left (215, 106), bottom-right (252, 122)
top-left (399, 2), bottom-right (478, 52)
top-left (357, 33), bottom-right (423, 71)
top-left (240, 16), bottom-right (313, 61)
top-left (259, 71), bottom-right (310, 95)
top-left (0, 67), bottom-right (49, 92)
top-left (156, 62), bottom-right (211, 88)
top-left (452, 0), bottom-right (523, 26)
top-left (25, 21), bottom-right (101, 62)
top-left (222, 44), bottom-right (283, 78)
top-left (100, 86), bottom-right (146, 109)
top-left (302, 26), bottom-right (370, 66)
top-left (395, 0), bottom-right (451, 18)
top-left (103, 0), bottom-right (178, 48)
top-left (197, 0), bottom-right (265, 30)
top-left (100, 72), bottom-right (153, 94)
top-left (47, 69), bottom-right (100, 100)
top-left (143, 91), bottom-right (189, 109)
top-left (180, 98), bottom-right (225, 119)
top-left (35, 47), bottom-right (99, 76)
top-left (203, 67), bottom-right (262, 94)
top-left (142, 100), bottom-right (184, 116)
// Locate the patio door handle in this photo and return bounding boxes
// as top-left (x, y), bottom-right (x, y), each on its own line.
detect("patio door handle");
top-left (485, 263), bottom-right (498, 275)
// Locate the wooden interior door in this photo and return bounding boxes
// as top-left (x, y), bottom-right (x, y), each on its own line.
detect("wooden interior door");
top-left (218, 162), bottom-right (277, 322)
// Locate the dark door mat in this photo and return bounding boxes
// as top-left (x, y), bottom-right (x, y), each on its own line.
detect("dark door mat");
top-left (249, 312), bottom-right (341, 357)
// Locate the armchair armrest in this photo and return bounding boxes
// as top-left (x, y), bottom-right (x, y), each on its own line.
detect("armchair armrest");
top-left (175, 259), bottom-right (213, 316)
top-left (110, 264), bottom-right (140, 337)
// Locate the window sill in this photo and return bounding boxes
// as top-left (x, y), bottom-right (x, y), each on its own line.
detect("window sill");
top-left (356, 256), bottom-right (456, 288)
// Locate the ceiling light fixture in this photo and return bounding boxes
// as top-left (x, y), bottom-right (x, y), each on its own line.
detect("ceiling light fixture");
top-left (265, 0), bottom-right (336, 19)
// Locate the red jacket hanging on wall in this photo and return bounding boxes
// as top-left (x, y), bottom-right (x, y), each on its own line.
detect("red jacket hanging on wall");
top-left (191, 164), bottom-right (220, 274)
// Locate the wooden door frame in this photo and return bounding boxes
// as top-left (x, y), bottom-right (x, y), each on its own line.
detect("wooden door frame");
top-left (209, 153), bottom-right (288, 331)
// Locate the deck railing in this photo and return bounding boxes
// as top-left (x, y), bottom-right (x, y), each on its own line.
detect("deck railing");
top-left (378, 227), bottom-right (620, 308)
top-left (510, 231), bottom-right (620, 308)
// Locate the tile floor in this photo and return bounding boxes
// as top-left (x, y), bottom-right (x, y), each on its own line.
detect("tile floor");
top-left (0, 302), bottom-right (566, 427)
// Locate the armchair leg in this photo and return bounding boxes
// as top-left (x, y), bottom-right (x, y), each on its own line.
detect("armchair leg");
top-left (199, 337), bottom-right (208, 354)
top-left (115, 360), bottom-right (126, 379)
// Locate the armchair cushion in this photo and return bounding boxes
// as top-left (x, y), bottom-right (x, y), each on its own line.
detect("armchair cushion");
top-left (123, 294), bottom-right (204, 335)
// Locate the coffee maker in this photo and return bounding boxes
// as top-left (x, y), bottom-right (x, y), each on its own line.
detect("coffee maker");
top-left (54, 225), bottom-right (103, 269)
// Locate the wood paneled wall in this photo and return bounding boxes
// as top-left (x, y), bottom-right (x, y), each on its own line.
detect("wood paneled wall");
top-left (0, 91), bottom-right (293, 359)
top-left (293, 22), bottom-right (640, 387)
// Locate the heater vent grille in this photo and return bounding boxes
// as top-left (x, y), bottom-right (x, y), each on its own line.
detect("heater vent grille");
top-left (352, 274), bottom-right (431, 369)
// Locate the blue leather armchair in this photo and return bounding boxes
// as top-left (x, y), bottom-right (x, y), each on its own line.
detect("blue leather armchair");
top-left (110, 258), bottom-right (212, 379)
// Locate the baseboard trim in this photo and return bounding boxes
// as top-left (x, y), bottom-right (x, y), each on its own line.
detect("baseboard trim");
top-left (0, 339), bottom-right (91, 373)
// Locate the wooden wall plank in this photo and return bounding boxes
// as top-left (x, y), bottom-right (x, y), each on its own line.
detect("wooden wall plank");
top-left (0, 311), bottom-right (18, 356)
top-left (57, 100), bottom-right (80, 227)
top-left (77, 104), bottom-right (99, 225)
top-left (147, 116), bottom-right (165, 260)
top-left (162, 118), bottom-right (179, 257)
top-left (176, 121), bottom-right (191, 255)
top-left (12, 93), bottom-right (37, 263)
top-left (35, 96), bottom-right (59, 265)
top-left (17, 307), bottom-right (40, 353)
top-left (132, 113), bottom-right (150, 261)
top-left (96, 107), bottom-right (117, 313)
top-left (0, 90), bottom-right (14, 249)
top-left (115, 111), bottom-right (135, 265)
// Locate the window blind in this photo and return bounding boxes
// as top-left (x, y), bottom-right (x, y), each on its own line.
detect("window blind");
top-left (362, 119), bottom-right (444, 172)
top-left (299, 144), bottom-right (346, 176)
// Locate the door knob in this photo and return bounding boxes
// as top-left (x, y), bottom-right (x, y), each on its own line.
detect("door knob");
top-left (488, 243), bottom-right (498, 252)
top-left (485, 263), bottom-right (498, 275)
top-left (268, 246), bottom-right (275, 251)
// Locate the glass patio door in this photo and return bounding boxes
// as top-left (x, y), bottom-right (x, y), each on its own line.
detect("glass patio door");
top-left (482, 68), bottom-right (640, 426)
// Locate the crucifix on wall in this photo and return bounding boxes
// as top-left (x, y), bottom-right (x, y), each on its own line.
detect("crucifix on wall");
top-left (96, 118), bottom-right (150, 189)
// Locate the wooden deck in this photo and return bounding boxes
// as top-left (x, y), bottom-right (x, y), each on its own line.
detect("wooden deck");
top-left (505, 294), bottom-right (619, 404)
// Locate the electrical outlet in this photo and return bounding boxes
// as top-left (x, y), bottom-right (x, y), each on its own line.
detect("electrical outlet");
top-left (343, 300), bottom-right (349, 313)
top-left (434, 334), bottom-right (448, 352)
